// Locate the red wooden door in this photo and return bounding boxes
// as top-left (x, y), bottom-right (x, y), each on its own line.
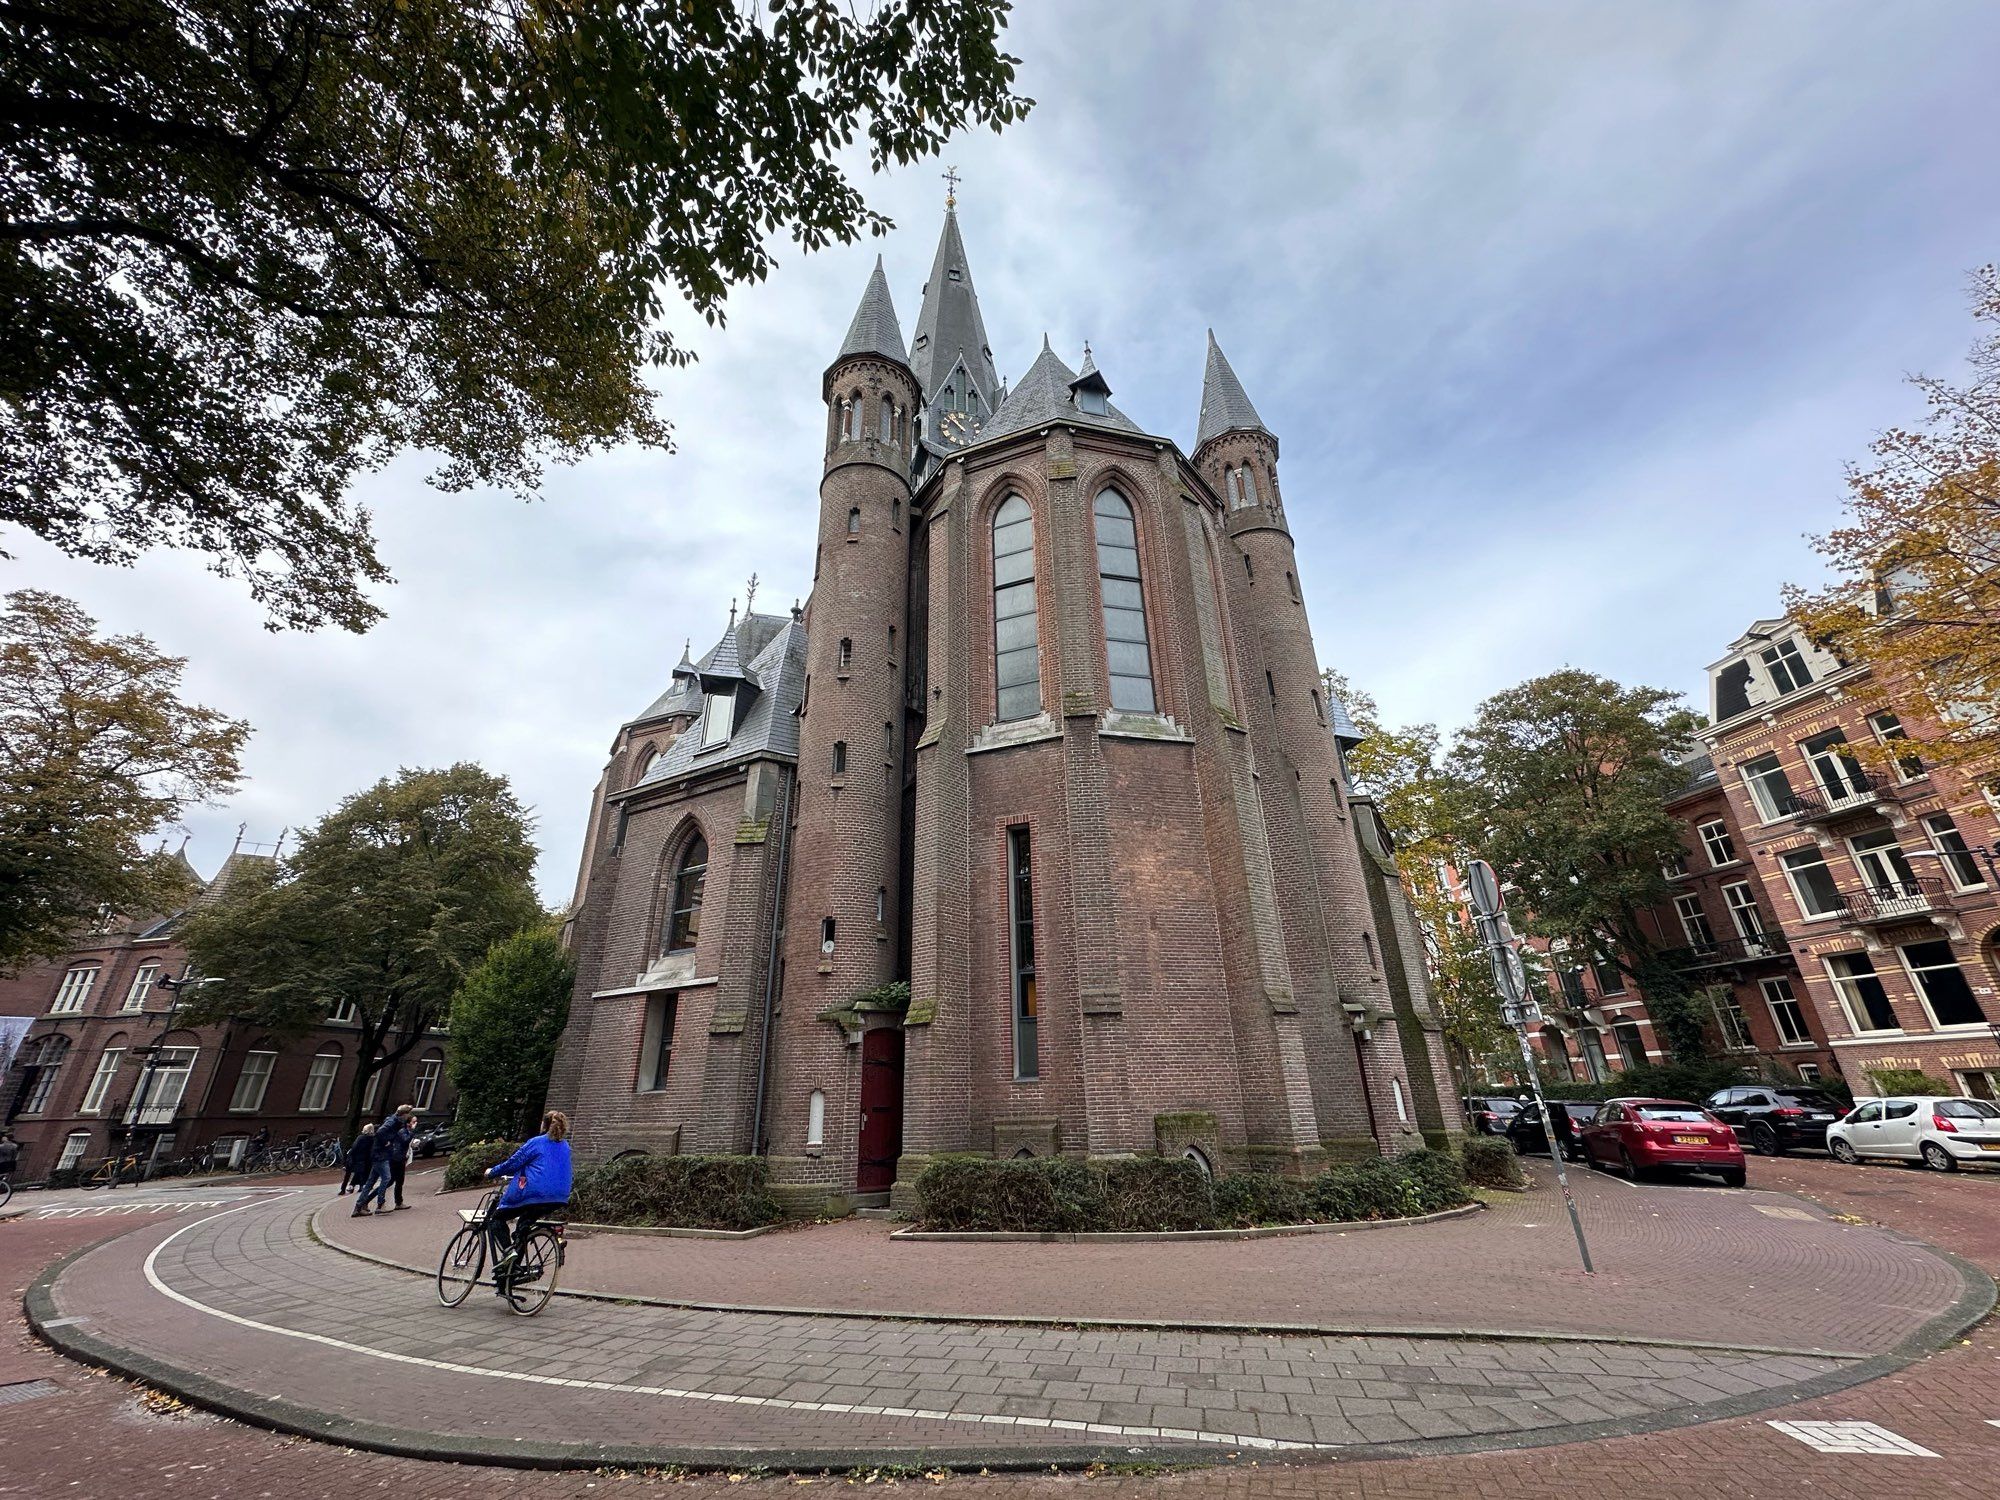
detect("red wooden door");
top-left (856, 1027), bottom-right (905, 1192)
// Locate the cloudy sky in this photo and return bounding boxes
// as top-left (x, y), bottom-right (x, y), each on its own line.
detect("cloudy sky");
top-left (14, 2), bottom-right (2000, 901)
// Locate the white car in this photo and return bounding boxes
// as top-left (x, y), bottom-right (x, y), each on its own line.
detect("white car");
top-left (1827, 1095), bottom-right (2000, 1171)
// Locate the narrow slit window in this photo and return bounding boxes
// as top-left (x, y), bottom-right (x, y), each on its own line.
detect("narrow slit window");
top-left (1008, 826), bottom-right (1039, 1079)
top-left (838, 637), bottom-right (852, 671)
top-left (847, 507), bottom-right (861, 535)
top-left (1093, 489), bottom-right (1155, 712)
top-left (832, 741), bottom-right (847, 776)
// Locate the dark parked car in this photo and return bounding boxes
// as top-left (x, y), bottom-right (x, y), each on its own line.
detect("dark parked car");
top-left (1462, 1096), bottom-right (1523, 1135)
top-left (1581, 1097), bottom-right (1746, 1186)
top-left (411, 1124), bottom-right (456, 1160)
top-left (1703, 1086), bottom-right (1848, 1156)
top-left (1505, 1099), bottom-right (1599, 1162)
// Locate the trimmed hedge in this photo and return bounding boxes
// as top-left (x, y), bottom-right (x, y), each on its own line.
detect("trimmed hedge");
top-left (443, 1138), bottom-right (519, 1192)
top-left (569, 1153), bottom-right (781, 1231)
top-left (913, 1150), bottom-right (1473, 1233)
top-left (1460, 1136), bottom-right (1526, 1191)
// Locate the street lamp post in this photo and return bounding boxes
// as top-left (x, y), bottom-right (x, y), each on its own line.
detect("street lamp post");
top-left (124, 971), bottom-right (224, 1181)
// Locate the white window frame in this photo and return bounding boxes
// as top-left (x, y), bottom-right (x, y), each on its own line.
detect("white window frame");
top-left (1720, 881), bottom-right (1766, 947)
top-left (1741, 755), bottom-right (1793, 823)
top-left (300, 1050), bottom-right (340, 1113)
top-left (1674, 893), bottom-right (1715, 947)
top-left (360, 1057), bottom-right (386, 1115)
top-left (230, 1050), bottom-right (277, 1112)
top-left (1780, 847), bottom-right (1847, 919)
top-left (56, 1131), bottom-right (92, 1173)
top-left (412, 1057), bottom-right (442, 1112)
top-left (1847, 827), bottom-right (1916, 897)
top-left (1868, 711), bottom-right (1924, 781)
top-left (80, 1047), bottom-right (125, 1114)
top-left (1760, 638), bottom-right (1814, 695)
top-left (1697, 820), bottom-right (1737, 867)
top-left (700, 687), bottom-right (734, 749)
top-left (1825, 953), bottom-right (1900, 1034)
top-left (1797, 1062), bottom-right (1822, 1083)
top-left (122, 963), bottom-right (160, 1013)
top-left (50, 966), bottom-right (99, 1015)
top-left (1895, 940), bottom-right (1989, 1031)
top-left (326, 998), bottom-right (359, 1024)
top-left (129, 1046), bottom-right (197, 1124)
top-left (1922, 813), bottom-right (1987, 892)
top-left (1710, 991), bottom-right (1755, 1052)
top-left (1760, 976), bottom-right (1812, 1046)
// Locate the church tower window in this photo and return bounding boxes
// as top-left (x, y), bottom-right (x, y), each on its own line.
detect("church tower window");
top-left (847, 507), bottom-right (861, 536)
top-left (1242, 467), bottom-right (1259, 506)
top-left (878, 401), bottom-right (893, 442)
top-left (832, 741), bottom-right (847, 776)
top-left (844, 392), bottom-right (862, 440)
top-left (665, 835), bottom-right (708, 953)
top-left (992, 495), bottom-right (1040, 722)
top-left (837, 637), bottom-right (852, 671)
top-left (1093, 489), bottom-right (1155, 712)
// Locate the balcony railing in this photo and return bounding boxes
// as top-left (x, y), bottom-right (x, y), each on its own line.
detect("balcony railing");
top-left (1660, 932), bottom-right (1792, 970)
top-left (1847, 876), bottom-right (1946, 925)
top-left (1777, 771), bottom-right (1891, 823)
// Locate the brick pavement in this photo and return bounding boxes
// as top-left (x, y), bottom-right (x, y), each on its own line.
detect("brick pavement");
top-left (1, 1155), bottom-right (1997, 1498)
top-left (317, 1160), bottom-right (1966, 1355)
top-left (34, 1188), bottom-right (1881, 1465)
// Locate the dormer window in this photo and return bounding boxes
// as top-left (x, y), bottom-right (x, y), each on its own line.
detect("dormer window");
top-left (1076, 386), bottom-right (1107, 415)
top-left (700, 688), bottom-right (735, 749)
top-left (947, 266), bottom-right (963, 281)
top-left (1759, 638), bottom-right (1814, 695)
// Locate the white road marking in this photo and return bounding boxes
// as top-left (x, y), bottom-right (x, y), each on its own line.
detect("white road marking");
top-left (137, 1199), bottom-right (1292, 1452)
top-left (35, 1200), bottom-right (236, 1219)
top-left (1768, 1420), bottom-right (1938, 1457)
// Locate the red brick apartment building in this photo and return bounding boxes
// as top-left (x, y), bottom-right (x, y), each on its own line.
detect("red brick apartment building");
top-left (548, 209), bottom-right (1465, 1213)
top-left (1, 848), bottom-right (455, 1182)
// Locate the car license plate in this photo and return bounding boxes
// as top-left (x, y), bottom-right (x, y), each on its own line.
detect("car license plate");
top-left (1980, 1142), bottom-right (2000, 1152)
top-left (1808, 1114), bottom-right (1830, 1122)
top-left (1673, 1134), bottom-right (1707, 1146)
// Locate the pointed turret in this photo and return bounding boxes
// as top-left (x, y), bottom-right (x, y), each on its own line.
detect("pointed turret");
top-left (910, 208), bottom-right (1002, 438)
top-left (835, 255), bottom-right (908, 366)
top-left (1196, 330), bottom-right (1274, 456)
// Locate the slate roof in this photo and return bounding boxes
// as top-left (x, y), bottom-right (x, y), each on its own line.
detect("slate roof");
top-left (1195, 331), bottom-right (1271, 452)
top-left (910, 209), bottom-right (1000, 406)
top-left (633, 643), bottom-right (704, 726)
top-left (835, 256), bottom-right (907, 366)
top-left (632, 615), bottom-right (807, 787)
top-left (1673, 751), bottom-right (1719, 799)
top-left (1326, 694), bottom-right (1364, 745)
top-left (974, 340), bottom-right (1146, 447)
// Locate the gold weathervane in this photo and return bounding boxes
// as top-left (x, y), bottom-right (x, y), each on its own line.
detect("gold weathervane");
top-left (943, 165), bottom-right (960, 210)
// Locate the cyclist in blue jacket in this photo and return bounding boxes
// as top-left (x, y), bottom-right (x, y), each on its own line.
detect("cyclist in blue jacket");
top-left (483, 1110), bottom-right (573, 1293)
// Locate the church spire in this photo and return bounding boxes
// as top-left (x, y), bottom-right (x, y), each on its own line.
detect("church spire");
top-left (834, 254), bottom-right (907, 366)
top-left (1195, 330), bottom-right (1273, 455)
top-left (910, 206), bottom-right (1001, 428)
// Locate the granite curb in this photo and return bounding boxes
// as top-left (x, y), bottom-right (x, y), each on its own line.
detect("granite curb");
top-left (887, 1201), bottom-right (1483, 1242)
top-left (23, 1213), bottom-right (1997, 1474)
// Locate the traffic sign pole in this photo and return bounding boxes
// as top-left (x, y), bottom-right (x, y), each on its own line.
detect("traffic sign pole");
top-left (1463, 863), bottom-right (1596, 1275)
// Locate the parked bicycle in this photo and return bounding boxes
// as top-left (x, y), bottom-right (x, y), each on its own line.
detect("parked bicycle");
top-left (79, 1152), bottom-right (145, 1189)
top-left (436, 1189), bottom-right (566, 1317)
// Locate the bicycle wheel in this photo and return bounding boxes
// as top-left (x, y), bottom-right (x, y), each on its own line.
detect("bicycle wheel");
top-left (79, 1162), bottom-right (107, 1190)
top-left (505, 1227), bottom-right (562, 1317)
top-left (0, 1178), bottom-right (13, 1209)
top-left (436, 1226), bottom-right (486, 1307)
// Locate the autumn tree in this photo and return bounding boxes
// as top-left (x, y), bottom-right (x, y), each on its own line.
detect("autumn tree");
top-left (1321, 669), bottom-right (1510, 1074)
top-left (0, 590), bottom-right (247, 970)
top-left (1787, 265), bottom-right (2000, 776)
top-left (1441, 668), bottom-right (1712, 1060)
top-left (179, 764), bottom-right (540, 1139)
top-left (2, 1), bottom-right (1032, 631)
top-left (447, 924), bottom-right (575, 1141)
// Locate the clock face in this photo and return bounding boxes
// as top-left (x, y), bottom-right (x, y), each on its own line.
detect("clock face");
top-left (938, 409), bottom-right (980, 447)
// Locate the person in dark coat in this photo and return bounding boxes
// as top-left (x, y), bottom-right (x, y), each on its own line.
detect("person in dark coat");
top-left (339, 1123), bottom-right (375, 1196)
top-left (385, 1102), bottom-right (416, 1209)
top-left (0, 1129), bottom-right (19, 1179)
top-left (354, 1109), bottom-right (410, 1215)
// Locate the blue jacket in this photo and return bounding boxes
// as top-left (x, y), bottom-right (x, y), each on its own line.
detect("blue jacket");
top-left (373, 1115), bottom-right (413, 1166)
top-left (490, 1135), bottom-right (573, 1209)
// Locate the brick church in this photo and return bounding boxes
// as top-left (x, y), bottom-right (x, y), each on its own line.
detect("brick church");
top-left (548, 207), bottom-right (1464, 1212)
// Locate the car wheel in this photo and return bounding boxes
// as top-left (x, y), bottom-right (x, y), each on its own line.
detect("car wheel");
top-left (1618, 1148), bottom-right (1640, 1182)
top-left (1746, 1122), bottom-right (1780, 1157)
top-left (1720, 1167), bottom-right (1746, 1188)
top-left (1829, 1138), bottom-right (1861, 1166)
top-left (1921, 1142), bottom-right (1959, 1173)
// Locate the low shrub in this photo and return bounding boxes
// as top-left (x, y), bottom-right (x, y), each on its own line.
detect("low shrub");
top-left (1614, 1060), bottom-right (1750, 1104)
top-left (1100, 1157), bottom-right (1214, 1231)
top-left (569, 1153), bottom-right (781, 1230)
top-left (912, 1151), bottom-right (1474, 1232)
top-left (1212, 1171), bottom-right (1308, 1229)
top-left (1865, 1067), bottom-right (1954, 1097)
top-left (912, 1155), bottom-right (1105, 1233)
top-left (1460, 1136), bottom-right (1525, 1191)
top-left (443, 1138), bottom-right (519, 1192)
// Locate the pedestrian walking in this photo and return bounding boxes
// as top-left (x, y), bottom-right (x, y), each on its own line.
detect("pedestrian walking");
top-left (0, 1127), bottom-right (18, 1178)
top-left (386, 1102), bottom-right (416, 1209)
top-left (354, 1108), bottom-right (411, 1216)
top-left (339, 1124), bottom-right (375, 1196)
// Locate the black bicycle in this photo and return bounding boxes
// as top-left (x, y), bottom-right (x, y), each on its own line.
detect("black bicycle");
top-left (436, 1189), bottom-right (566, 1317)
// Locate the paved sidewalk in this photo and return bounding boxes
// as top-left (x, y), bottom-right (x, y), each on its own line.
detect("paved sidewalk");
top-left (24, 1163), bottom-right (1990, 1471)
top-left (315, 1161), bottom-right (1968, 1354)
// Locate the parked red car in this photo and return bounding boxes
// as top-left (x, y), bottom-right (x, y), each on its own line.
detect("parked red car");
top-left (1580, 1097), bottom-right (1746, 1187)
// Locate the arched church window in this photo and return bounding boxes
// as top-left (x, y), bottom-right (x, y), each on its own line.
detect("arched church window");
top-left (1242, 466), bottom-right (1260, 506)
top-left (664, 835), bottom-right (708, 953)
top-left (879, 400), bottom-right (893, 442)
top-left (991, 495), bottom-right (1040, 722)
top-left (631, 746), bottom-right (656, 786)
top-left (1093, 489), bottom-right (1154, 712)
top-left (845, 391), bottom-right (862, 440)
